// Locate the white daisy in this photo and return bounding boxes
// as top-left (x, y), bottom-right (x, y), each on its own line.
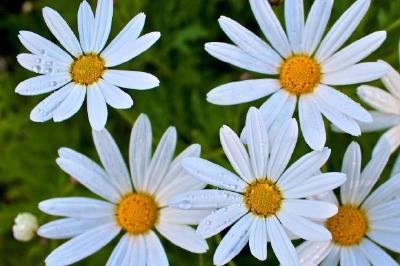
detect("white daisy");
top-left (297, 141), bottom-right (400, 266)
top-left (37, 114), bottom-right (209, 266)
top-left (16, 0), bottom-right (160, 130)
top-left (169, 107), bottom-right (346, 266)
top-left (357, 61), bottom-right (400, 155)
top-left (205, 0), bottom-right (388, 151)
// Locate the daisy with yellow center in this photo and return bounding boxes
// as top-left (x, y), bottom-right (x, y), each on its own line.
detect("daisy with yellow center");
top-left (16, 0), bottom-right (160, 130)
top-left (170, 108), bottom-right (346, 266)
top-left (37, 114), bottom-right (209, 266)
top-left (205, 0), bottom-right (389, 151)
top-left (297, 142), bottom-right (400, 266)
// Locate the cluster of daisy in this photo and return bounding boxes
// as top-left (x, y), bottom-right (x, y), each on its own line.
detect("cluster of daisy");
top-left (13, 0), bottom-right (400, 265)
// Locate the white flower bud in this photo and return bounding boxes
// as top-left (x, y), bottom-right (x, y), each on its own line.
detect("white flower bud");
top-left (12, 212), bottom-right (39, 242)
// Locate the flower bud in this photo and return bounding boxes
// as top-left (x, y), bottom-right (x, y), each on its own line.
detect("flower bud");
top-left (12, 213), bottom-right (38, 242)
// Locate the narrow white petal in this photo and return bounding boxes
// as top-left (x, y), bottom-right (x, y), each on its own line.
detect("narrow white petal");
top-left (53, 84), bottom-right (86, 122)
top-left (143, 127), bottom-right (177, 193)
top-left (284, 172), bottom-right (346, 199)
top-left (249, 0), bottom-right (292, 57)
top-left (391, 154), bottom-right (400, 177)
top-left (340, 142), bottom-right (362, 204)
top-left (78, 0), bottom-right (94, 53)
top-left (87, 84), bottom-right (108, 130)
top-left (285, 0), bottom-right (304, 53)
top-left (121, 235), bottom-right (146, 266)
top-left (368, 230), bottom-right (400, 253)
top-left (102, 32), bottom-right (160, 67)
top-left (357, 85), bottom-right (400, 115)
top-left (103, 70), bottom-right (159, 90)
top-left (357, 111), bottom-right (400, 133)
top-left (359, 238), bottom-right (398, 266)
top-left (90, 0), bottom-right (113, 53)
top-left (297, 240), bottom-right (333, 266)
top-left (182, 157), bottom-right (247, 192)
top-left (321, 245), bottom-right (340, 266)
top-left (340, 246), bottom-right (370, 266)
top-left (315, 0), bottom-right (371, 62)
top-left (106, 234), bottom-right (129, 266)
top-left (249, 217), bottom-right (268, 261)
top-left (42, 7), bottom-right (82, 57)
top-left (92, 128), bottom-right (131, 194)
top-left (98, 79), bottom-right (133, 109)
top-left (283, 199), bottom-right (338, 219)
top-left (45, 223), bottom-right (120, 266)
top-left (267, 216), bottom-right (298, 266)
top-left (197, 203), bottom-right (247, 238)
top-left (15, 73), bottom-right (70, 96)
top-left (373, 125), bottom-right (400, 155)
top-left (156, 223), bottom-right (208, 253)
top-left (299, 95), bottom-right (326, 151)
top-left (267, 119), bottom-right (298, 181)
top-left (323, 31), bottom-right (386, 72)
top-left (367, 200), bottom-right (400, 221)
top-left (17, 53), bottom-right (69, 74)
top-left (207, 79), bottom-right (280, 105)
top-left (322, 62), bottom-right (389, 86)
top-left (381, 61), bottom-right (400, 100)
top-left (310, 190), bottom-right (339, 206)
top-left (159, 207), bottom-right (210, 225)
top-left (213, 214), bottom-right (253, 266)
top-left (259, 90), bottom-right (293, 131)
top-left (302, 0), bottom-right (333, 54)
top-left (144, 231), bottom-right (168, 266)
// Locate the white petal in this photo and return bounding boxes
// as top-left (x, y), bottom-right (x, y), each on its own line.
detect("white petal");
top-left (159, 207), bottom-right (210, 225)
top-left (122, 235), bottom-right (146, 266)
top-left (169, 189), bottom-right (242, 210)
top-left (156, 222), bottom-right (208, 253)
top-left (249, 0), bottom-right (292, 57)
top-left (77, 0), bottom-right (94, 53)
top-left (299, 95), bottom-right (326, 151)
top-left (340, 142), bottom-right (362, 205)
top-left (207, 79), bottom-right (280, 105)
top-left (392, 154), bottom-right (400, 177)
top-left (38, 217), bottom-right (111, 239)
top-left (197, 203), bottom-right (248, 238)
top-left (45, 223), bottom-right (120, 266)
top-left (285, 0), bottom-right (304, 53)
top-left (278, 148), bottom-right (331, 191)
top-left (302, 0), bottom-right (333, 54)
top-left (53, 84), bottom-right (86, 122)
top-left (267, 119), bottom-right (298, 181)
top-left (98, 79), bottom-right (133, 109)
top-left (102, 32), bottom-right (160, 67)
top-left (381, 61), bottom-right (400, 100)
top-left (322, 62), bottom-right (389, 85)
top-left (42, 7), bottom-right (82, 57)
top-left (38, 197), bottom-right (114, 218)
top-left (357, 85), bottom-right (400, 115)
top-left (340, 246), bottom-right (370, 266)
top-left (87, 84), bottom-right (108, 130)
top-left (220, 125), bottom-right (254, 182)
top-left (92, 128), bottom-right (131, 194)
top-left (284, 172), bottom-right (346, 199)
top-left (103, 70), bottom-right (159, 90)
top-left (367, 200), bottom-right (400, 221)
top-left (259, 90), bottom-right (293, 131)
top-left (249, 217), bottom-right (267, 261)
top-left (218, 16), bottom-right (282, 72)
top-left (90, 0), bottom-right (113, 53)
top-left (315, 0), bottom-right (371, 62)
top-left (143, 127), bottom-right (177, 194)
top-left (322, 31), bottom-right (386, 72)
top-left (267, 216), bottom-right (298, 266)
top-left (101, 13), bottom-right (146, 65)
top-left (144, 231), bottom-right (168, 266)
top-left (370, 216), bottom-right (400, 234)
top-left (18, 31), bottom-right (72, 63)
top-left (213, 214), bottom-right (253, 266)
top-left (321, 246), bottom-right (340, 266)
top-left (15, 73), bottom-right (70, 96)
top-left (30, 85), bottom-right (72, 122)
top-left (283, 199), bottom-right (338, 219)
top-left (205, 42), bottom-right (278, 74)
top-left (368, 230), bottom-right (400, 253)
top-left (359, 238), bottom-right (398, 266)
top-left (373, 125), bottom-right (400, 155)
top-left (310, 190), bottom-right (339, 206)
top-left (297, 241), bottom-right (333, 266)
top-left (106, 234), bottom-right (129, 266)
top-left (357, 111), bottom-right (400, 133)
top-left (17, 53), bottom-right (69, 74)
top-left (182, 157), bottom-right (247, 192)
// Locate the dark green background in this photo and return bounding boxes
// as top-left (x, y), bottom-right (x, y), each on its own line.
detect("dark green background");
top-left (0, 0), bottom-right (399, 265)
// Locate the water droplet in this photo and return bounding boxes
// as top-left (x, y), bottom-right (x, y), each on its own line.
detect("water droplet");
top-left (206, 220), bottom-right (211, 225)
top-left (45, 61), bottom-right (53, 67)
top-left (33, 66), bottom-right (41, 72)
top-left (50, 81), bottom-right (58, 87)
top-left (39, 49), bottom-right (46, 55)
top-left (35, 58), bottom-right (42, 64)
top-left (44, 68), bottom-right (52, 74)
top-left (178, 200), bottom-right (192, 209)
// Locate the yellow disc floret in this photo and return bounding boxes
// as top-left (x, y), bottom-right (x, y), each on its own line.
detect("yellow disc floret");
top-left (325, 205), bottom-right (369, 246)
top-left (244, 180), bottom-right (282, 217)
top-left (280, 55), bottom-right (321, 95)
top-left (116, 192), bottom-right (159, 235)
top-left (70, 54), bottom-right (105, 85)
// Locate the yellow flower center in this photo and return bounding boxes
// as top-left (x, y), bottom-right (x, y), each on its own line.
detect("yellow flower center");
top-left (325, 205), bottom-right (369, 246)
top-left (243, 180), bottom-right (282, 217)
top-left (116, 192), bottom-right (159, 235)
top-left (70, 54), bottom-right (105, 85)
top-left (279, 55), bottom-right (321, 95)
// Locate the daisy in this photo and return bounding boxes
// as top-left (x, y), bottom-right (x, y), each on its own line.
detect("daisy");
top-left (169, 107), bottom-right (346, 266)
top-left (297, 141), bottom-right (400, 266)
top-left (37, 114), bottom-right (209, 266)
top-left (16, 0), bottom-right (160, 130)
top-left (357, 61), bottom-right (400, 155)
top-left (205, 0), bottom-right (388, 151)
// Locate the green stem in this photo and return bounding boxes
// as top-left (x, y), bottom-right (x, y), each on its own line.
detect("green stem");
top-left (198, 254), bottom-right (204, 266)
top-left (386, 18), bottom-right (400, 33)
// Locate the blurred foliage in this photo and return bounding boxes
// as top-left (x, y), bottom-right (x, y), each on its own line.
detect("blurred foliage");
top-left (0, 0), bottom-right (400, 265)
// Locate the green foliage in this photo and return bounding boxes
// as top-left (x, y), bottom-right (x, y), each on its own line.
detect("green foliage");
top-left (0, 0), bottom-right (399, 265)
